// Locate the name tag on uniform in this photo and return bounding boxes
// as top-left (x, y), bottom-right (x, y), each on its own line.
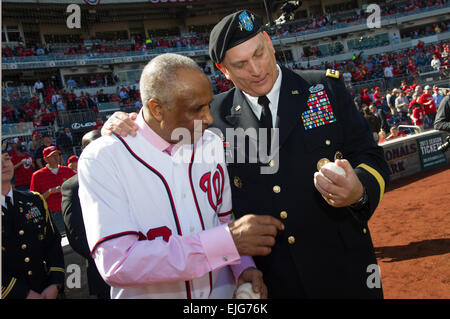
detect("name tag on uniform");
top-left (301, 86), bottom-right (336, 130)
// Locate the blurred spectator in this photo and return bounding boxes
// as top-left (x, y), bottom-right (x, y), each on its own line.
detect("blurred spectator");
top-left (386, 126), bottom-right (407, 140)
top-left (362, 106), bottom-right (381, 141)
top-left (92, 117), bottom-right (104, 131)
top-left (378, 130), bottom-right (387, 143)
top-left (30, 146), bottom-right (76, 235)
top-left (67, 78), bottom-right (78, 89)
top-left (11, 144), bottom-right (34, 191)
top-left (67, 155), bottom-right (78, 173)
top-left (34, 133), bottom-right (53, 169)
top-left (373, 87), bottom-right (384, 107)
top-left (97, 89), bottom-right (109, 103)
top-left (395, 91), bottom-right (409, 117)
top-left (34, 79), bottom-right (45, 100)
top-left (360, 89), bottom-right (372, 107)
top-left (384, 64), bottom-right (394, 89)
top-left (56, 129), bottom-right (73, 157)
top-left (370, 104), bottom-right (389, 134)
top-left (431, 54), bottom-right (441, 71)
top-left (410, 102), bottom-right (425, 130)
top-left (433, 86), bottom-right (443, 107)
top-left (419, 85), bottom-right (438, 127)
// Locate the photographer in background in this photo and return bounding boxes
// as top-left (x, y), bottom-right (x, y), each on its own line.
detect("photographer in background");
top-left (434, 95), bottom-right (450, 132)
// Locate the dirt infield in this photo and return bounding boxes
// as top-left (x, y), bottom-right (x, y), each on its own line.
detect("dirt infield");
top-left (369, 163), bottom-right (450, 299)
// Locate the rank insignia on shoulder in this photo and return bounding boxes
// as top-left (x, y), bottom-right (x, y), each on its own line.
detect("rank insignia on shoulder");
top-left (291, 90), bottom-right (299, 95)
top-left (326, 69), bottom-right (340, 79)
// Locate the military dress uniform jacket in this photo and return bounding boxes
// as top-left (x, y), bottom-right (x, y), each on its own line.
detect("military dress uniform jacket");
top-left (210, 67), bottom-right (390, 298)
top-left (2, 190), bottom-right (65, 299)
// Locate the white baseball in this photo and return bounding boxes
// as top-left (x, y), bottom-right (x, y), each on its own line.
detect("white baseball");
top-left (235, 283), bottom-right (260, 299)
top-left (321, 162), bottom-right (346, 183)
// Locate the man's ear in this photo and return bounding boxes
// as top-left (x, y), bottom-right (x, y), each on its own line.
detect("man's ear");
top-left (216, 63), bottom-right (231, 80)
top-left (148, 99), bottom-right (164, 121)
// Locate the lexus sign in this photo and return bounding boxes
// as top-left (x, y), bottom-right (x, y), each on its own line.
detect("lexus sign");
top-left (71, 121), bottom-right (96, 131)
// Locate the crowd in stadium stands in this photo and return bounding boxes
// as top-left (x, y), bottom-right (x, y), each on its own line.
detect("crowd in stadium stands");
top-left (3, 38), bottom-right (448, 127)
top-left (2, 82), bottom-right (142, 126)
top-left (290, 40), bottom-right (449, 84)
top-left (2, 0), bottom-right (447, 60)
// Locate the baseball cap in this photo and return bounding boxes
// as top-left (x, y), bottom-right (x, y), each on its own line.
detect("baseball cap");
top-left (67, 155), bottom-right (78, 164)
top-left (209, 10), bottom-right (263, 64)
top-left (42, 146), bottom-right (60, 158)
top-left (424, 85), bottom-right (431, 90)
top-left (17, 144), bottom-right (26, 153)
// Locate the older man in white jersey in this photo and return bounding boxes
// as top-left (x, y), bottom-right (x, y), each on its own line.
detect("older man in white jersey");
top-left (78, 53), bottom-right (283, 299)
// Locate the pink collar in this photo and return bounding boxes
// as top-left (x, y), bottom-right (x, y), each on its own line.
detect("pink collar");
top-left (135, 109), bottom-right (177, 156)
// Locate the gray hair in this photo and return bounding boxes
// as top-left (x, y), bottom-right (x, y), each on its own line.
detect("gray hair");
top-left (140, 53), bottom-right (200, 109)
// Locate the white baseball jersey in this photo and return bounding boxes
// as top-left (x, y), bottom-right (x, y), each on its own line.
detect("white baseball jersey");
top-left (78, 129), bottom-right (236, 299)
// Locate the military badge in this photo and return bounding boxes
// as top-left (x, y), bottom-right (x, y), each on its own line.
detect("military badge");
top-left (317, 158), bottom-right (331, 171)
top-left (238, 11), bottom-right (254, 31)
top-left (291, 90), bottom-right (299, 95)
top-left (25, 206), bottom-right (42, 223)
top-left (301, 87), bottom-right (336, 130)
top-left (308, 84), bottom-right (324, 94)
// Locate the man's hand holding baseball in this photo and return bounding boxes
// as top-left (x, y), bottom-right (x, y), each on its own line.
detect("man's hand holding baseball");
top-left (313, 159), bottom-right (364, 208)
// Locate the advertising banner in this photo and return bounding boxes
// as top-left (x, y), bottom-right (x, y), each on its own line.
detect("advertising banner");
top-left (416, 134), bottom-right (447, 170)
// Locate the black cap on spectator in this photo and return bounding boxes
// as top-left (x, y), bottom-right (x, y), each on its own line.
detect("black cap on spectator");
top-left (209, 10), bottom-right (263, 64)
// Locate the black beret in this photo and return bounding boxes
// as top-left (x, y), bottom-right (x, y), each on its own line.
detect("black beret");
top-left (209, 10), bottom-right (263, 64)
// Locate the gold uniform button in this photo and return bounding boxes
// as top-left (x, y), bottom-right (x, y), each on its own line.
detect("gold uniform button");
top-left (28, 271), bottom-right (33, 276)
top-left (19, 230), bottom-right (25, 236)
top-left (280, 211), bottom-right (288, 219)
top-left (363, 228), bottom-right (367, 234)
top-left (325, 139), bottom-right (331, 146)
top-left (288, 236), bottom-right (296, 245)
top-left (24, 257), bottom-right (30, 263)
top-left (273, 185), bottom-right (281, 193)
top-left (21, 244), bottom-right (27, 250)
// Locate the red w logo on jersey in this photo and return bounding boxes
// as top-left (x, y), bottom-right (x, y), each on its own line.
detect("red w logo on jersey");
top-left (199, 164), bottom-right (225, 211)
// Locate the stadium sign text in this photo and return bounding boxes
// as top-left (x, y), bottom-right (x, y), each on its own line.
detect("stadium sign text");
top-left (71, 121), bottom-right (96, 131)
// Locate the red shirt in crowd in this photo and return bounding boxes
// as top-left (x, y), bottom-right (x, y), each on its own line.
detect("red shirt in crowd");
top-left (411, 107), bottom-right (424, 126)
top-left (418, 93), bottom-right (437, 114)
top-left (30, 165), bottom-right (76, 212)
top-left (11, 153), bottom-right (34, 187)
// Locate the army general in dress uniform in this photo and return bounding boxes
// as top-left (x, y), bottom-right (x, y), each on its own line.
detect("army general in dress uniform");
top-left (2, 141), bottom-right (65, 299)
top-left (207, 10), bottom-right (390, 298)
top-left (102, 10), bottom-right (390, 299)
